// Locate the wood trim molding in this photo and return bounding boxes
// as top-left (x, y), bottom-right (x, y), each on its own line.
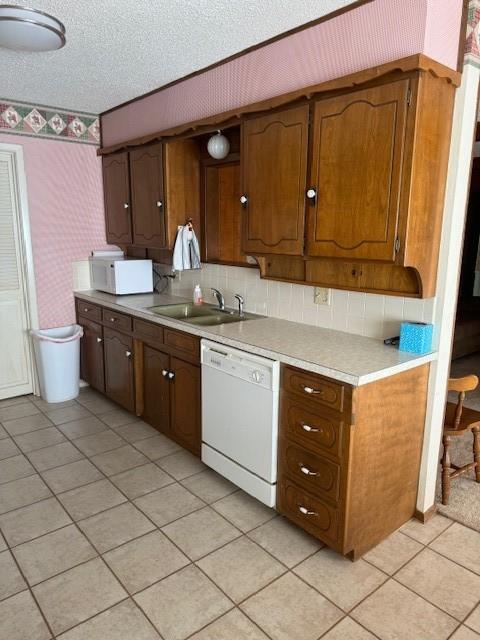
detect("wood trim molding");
top-left (100, 0), bottom-right (375, 117)
top-left (98, 54), bottom-right (461, 156)
top-left (414, 504), bottom-right (438, 524)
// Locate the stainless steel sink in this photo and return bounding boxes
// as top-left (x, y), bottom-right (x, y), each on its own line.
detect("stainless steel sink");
top-left (147, 302), bottom-right (259, 326)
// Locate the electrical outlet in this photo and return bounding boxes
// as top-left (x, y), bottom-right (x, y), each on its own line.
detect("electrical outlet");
top-left (314, 287), bottom-right (331, 306)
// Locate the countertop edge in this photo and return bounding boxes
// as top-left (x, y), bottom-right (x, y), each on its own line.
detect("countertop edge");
top-left (74, 291), bottom-right (437, 386)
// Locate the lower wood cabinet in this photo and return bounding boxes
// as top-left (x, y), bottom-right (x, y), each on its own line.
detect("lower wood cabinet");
top-left (169, 356), bottom-right (201, 455)
top-left (79, 318), bottom-right (105, 393)
top-left (142, 344), bottom-right (170, 434)
top-left (103, 327), bottom-right (135, 413)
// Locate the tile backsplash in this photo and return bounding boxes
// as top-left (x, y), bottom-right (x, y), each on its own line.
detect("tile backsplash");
top-left (167, 263), bottom-right (436, 340)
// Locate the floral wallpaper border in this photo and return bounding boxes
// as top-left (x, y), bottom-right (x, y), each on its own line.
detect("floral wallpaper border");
top-left (0, 99), bottom-right (100, 145)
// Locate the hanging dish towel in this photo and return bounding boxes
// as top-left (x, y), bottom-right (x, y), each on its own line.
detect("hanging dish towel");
top-left (173, 224), bottom-right (201, 271)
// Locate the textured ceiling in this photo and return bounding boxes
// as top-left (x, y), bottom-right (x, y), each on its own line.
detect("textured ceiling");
top-left (0, 0), bottom-right (357, 114)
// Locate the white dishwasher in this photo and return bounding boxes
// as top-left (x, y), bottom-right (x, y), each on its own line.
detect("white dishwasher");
top-left (201, 339), bottom-right (280, 507)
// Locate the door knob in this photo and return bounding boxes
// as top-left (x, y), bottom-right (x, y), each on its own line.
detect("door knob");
top-left (306, 188), bottom-right (317, 204)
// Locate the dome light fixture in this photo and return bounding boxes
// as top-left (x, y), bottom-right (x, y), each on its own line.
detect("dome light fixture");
top-left (207, 130), bottom-right (230, 160)
top-left (0, 4), bottom-right (65, 52)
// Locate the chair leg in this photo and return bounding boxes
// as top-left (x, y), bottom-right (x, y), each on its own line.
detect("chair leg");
top-left (441, 434), bottom-right (452, 505)
top-left (473, 428), bottom-right (480, 483)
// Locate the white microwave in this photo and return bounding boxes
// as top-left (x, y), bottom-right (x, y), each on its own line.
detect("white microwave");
top-left (89, 256), bottom-right (153, 295)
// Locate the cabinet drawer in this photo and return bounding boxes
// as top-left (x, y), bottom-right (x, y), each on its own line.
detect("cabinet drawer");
top-left (282, 366), bottom-right (346, 412)
top-left (76, 300), bottom-right (101, 321)
top-left (134, 319), bottom-right (164, 346)
top-left (279, 438), bottom-right (340, 503)
top-left (164, 328), bottom-right (200, 359)
top-left (281, 395), bottom-right (345, 459)
top-left (102, 308), bottom-right (132, 333)
top-left (277, 477), bottom-right (340, 545)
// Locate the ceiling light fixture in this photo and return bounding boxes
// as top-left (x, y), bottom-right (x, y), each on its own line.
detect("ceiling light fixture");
top-left (0, 4), bottom-right (65, 52)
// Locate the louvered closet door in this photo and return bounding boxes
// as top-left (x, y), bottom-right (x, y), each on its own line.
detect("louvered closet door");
top-left (0, 150), bottom-right (34, 399)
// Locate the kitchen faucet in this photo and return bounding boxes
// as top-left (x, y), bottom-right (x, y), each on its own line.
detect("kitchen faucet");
top-left (211, 288), bottom-right (225, 311)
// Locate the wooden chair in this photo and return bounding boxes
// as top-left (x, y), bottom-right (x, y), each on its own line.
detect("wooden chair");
top-left (442, 375), bottom-right (480, 505)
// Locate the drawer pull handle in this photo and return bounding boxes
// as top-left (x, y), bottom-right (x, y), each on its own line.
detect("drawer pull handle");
top-left (96, 337), bottom-right (102, 343)
top-left (302, 385), bottom-right (323, 395)
top-left (298, 505), bottom-right (317, 516)
top-left (301, 423), bottom-right (319, 433)
top-left (299, 464), bottom-right (317, 476)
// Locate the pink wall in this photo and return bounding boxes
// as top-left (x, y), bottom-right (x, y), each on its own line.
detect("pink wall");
top-left (102, 0), bottom-right (464, 147)
top-left (0, 134), bottom-right (109, 328)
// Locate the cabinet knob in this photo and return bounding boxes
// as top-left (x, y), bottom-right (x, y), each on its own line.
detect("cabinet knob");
top-left (162, 369), bottom-right (168, 377)
top-left (156, 201), bottom-right (163, 208)
top-left (168, 372), bottom-right (175, 380)
top-left (123, 203), bottom-right (129, 209)
top-left (84, 307), bottom-right (88, 312)
top-left (306, 188), bottom-right (317, 204)
top-left (298, 505), bottom-right (317, 516)
top-left (96, 337), bottom-right (102, 343)
top-left (110, 317), bottom-right (116, 322)
top-left (299, 464), bottom-right (318, 477)
top-left (301, 423), bottom-right (319, 433)
top-left (302, 385), bottom-right (322, 395)
top-left (125, 350), bottom-right (132, 358)
top-left (239, 194), bottom-right (248, 206)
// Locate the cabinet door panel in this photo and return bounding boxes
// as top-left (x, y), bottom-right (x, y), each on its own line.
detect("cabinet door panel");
top-left (142, 345), bottom-right (170, 434)
top-left (242, 105), bottom-right (309, 256)
top-left (307, 80), bottom-right (410, 261)
top-left (79, 319), bottom-right (104, 393)
top-left (103, 328), bottom-right (135, 412)
top-left (130, 143), bottom-right (166, 248)
top-left (102, 152), bottom-right (132, 245)
top-left (170, 357), bottom-right (200, 455)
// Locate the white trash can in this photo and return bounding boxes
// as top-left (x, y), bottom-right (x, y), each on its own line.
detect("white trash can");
top-left (31, 325), bottom-right (84, 403)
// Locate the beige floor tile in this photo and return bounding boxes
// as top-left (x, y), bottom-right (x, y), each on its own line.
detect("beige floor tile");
top-left (363, 530), bottom-right (423, 575)
top-left (98, 409), bottom-right (139, 428)
top-left (2, 412), bottom-right (53, 436)
top-left (134, 482), bottom-right (204, 527)
top-left (396, 548), bottom-right (480, 620)
top-left (248, 515), bottom-right (322, 568)
top-left (241, 572), bottom-right (342, 640)
top-left (90, 444), bottom-right (148, 476)
top-left (57, 599), bottom-right (160, 640)
top-left (400, 514), bottom-right (452, 545)
top-left (0, 437), bottom-right (21, 460)
top-left (135, 564), bottom-right (232, 640)
top-left (0, 496), bottom-right (71, 546)
top-left (44, 404), bottom-right (91, 425)
top-left (33, 557), bottom-right (127, 635)
top-left (0, 550), bottom-right (26, 600)
top-left (430, 522), bottom-right (480, 575)
top-left (0, 532), bottom-right (6, 551)
top-left (198, 536), bottom-right (285, 603)
top-left (0, 590), bottom-right (51, 640)
top-left (78, 502), bottom-right (155, 553)
top-left (0, 402), bottom-right (39, 422)
top-left (13, 524), bottom-right (96, 585)
top-left (351, 580), bottom-right (458, 640)
top-left (212, 491), bottom-right (276, 532)
top-left (133, 434), bottom-right (182, 460)
top-left (14, 426), bottom-right (66, 453)
top-left (181, 469), bottom-right (238, 503)
top-left (294, 547), bottom-right (387, 612)
top-left (320, 617), bottom-right (377, 639)
top-left (0, 424), bottom-right (8, 439)
top-left (57, 479), bottom-right (126, 521)
top-left (27, 441), bottom-right (84, 472)
top-left (162, 506), bottom-right (240, 560)
top-left (189, 608), bottom-right (269, 639)
top-left (57, 416), bottom-right (108, 439)
top-left (77, 395), bottom-right (119, 415)
top-left (113, 421), bottom-right (159, 443)
top-left (0, 454), bottom-right (35, 484)
top-left (73, 430), bottom-right (125, 456)
top-left (31, 397), bottom-right (77, 412)
top-left (104, 530), bottom-right (190, 594)
top-left (0, 474), bottom-right (51, 515)
top-left (41, 459), bottom-right (103, 493)
top-left (450, 627), bottom-right (480, 640)
top-left (0, 395), bottom-right (32, 408)
top-left (157, 450), bottom-right (206, 480)
top-left (110, 462), bottom-right (173, 499)
top-left (466, 604), bottom-right (480, 633)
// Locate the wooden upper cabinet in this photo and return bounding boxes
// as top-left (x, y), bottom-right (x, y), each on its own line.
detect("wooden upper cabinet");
top-left (130, 143), bottom-right (166, 248)
top-left (306, 79), bottom-right (410, 262)
top-left (102, 152), bottom-right (132, 245)
top-left (242, 105), bottom-right (309, 256)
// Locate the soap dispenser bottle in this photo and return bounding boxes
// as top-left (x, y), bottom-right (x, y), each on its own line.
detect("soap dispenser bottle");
top-left (193, 284), bottom-right (203, 305)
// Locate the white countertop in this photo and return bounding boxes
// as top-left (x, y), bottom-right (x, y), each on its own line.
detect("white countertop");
top-left (75, 290), bottom-right (436, 386)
